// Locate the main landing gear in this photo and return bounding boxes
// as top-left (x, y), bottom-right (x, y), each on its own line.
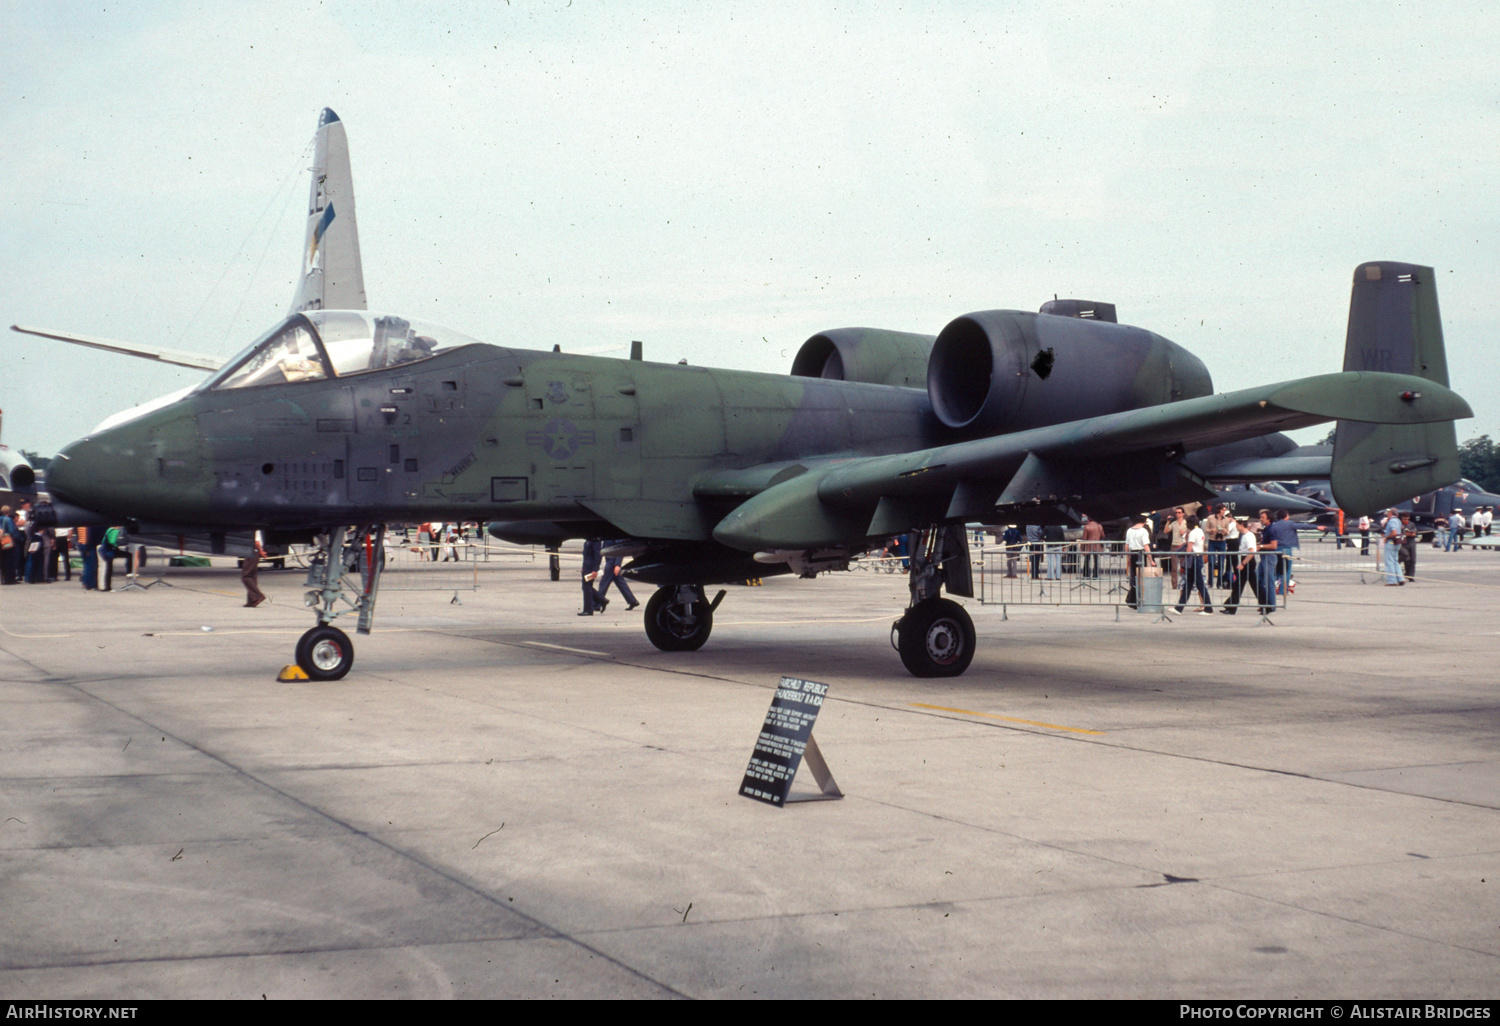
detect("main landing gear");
top-left (293, 525), bottom-right (385, 680)
top-left (643, 584), bottom-right (725, 652)
top-left (892, 525), bottom-right (977, 677)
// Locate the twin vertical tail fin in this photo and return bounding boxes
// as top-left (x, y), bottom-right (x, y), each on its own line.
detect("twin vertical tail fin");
top-left (1330, 262), bottom-right (1462, 515)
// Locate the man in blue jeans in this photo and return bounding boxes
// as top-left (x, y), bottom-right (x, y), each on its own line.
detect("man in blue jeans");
top-left (1265, 509), bottom-right (1299, 596)
top-left (1381, 509), bottom-right (1403, 585)
top-left (596, 539), bottom-right (639, 611)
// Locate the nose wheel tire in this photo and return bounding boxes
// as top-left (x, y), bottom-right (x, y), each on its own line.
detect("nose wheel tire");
top-left (295, 625), bottom-right (354, 681)
top-left (643, 586), bottom-right (714, 652)
top-left (896, 598), bottom-right (975, 678)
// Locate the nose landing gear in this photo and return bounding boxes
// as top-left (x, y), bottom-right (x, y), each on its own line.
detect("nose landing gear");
top-left (293, 525), bottom-right (384, 681)
top-left (296, 624), bottom-right (354, 681)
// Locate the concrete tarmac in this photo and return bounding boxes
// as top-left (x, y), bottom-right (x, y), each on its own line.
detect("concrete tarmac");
top-left (1, 546), bottom-right (1498, 998)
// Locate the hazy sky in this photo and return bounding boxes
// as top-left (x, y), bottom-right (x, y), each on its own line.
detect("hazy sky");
top-left (3, 0), bottom-right (1497, 456)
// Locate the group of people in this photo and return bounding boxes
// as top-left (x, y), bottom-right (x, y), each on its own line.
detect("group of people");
top-left (996, 516), bottom-right (1114, 580)
top-left (0, 501), bottom-right (134, 591)
top-left (1125, 505), bottom-right (1300, 616)
top-left (412, 522), bottom-right (466, 562)
top-left (1379, 509), bottom-right (1423, 585)
top-left (1430, 506), bottom-right (1493, 552)
top-left (578, 537), bottom-right (639, 615)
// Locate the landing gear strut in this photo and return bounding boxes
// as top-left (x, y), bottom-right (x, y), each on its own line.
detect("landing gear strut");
top-left (893, 525), bottom-right (977, 677)
top-left (294, 525), bottom-right (385, 680)
top-left (644, 584), bottom-right (723, 651)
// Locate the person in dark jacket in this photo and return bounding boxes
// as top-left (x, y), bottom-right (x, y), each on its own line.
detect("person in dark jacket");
top-left (75, 525), bottom-right (99, 590)
top-left (241, 533), bottom-right (267, 607)
top-left (100, 526), bottom-right (133, 591)
top-left (0, 506), bottom-right (19, 585)
top-left (596, 539), bottom-right (639, 611)
top-left (578, 538), bottom-right (608, 615)
top-left (23, 502), bottom-right (49, 583)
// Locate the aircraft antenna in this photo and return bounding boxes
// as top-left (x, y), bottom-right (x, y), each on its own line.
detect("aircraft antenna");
top-left (172, 138), bottom-right (310, 358)
top-left (223, 135), bottom-right (316, 346)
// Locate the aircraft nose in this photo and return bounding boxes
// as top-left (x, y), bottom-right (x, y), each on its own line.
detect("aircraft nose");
top-left (45, 438), bottom-right (108, 510)
top-left (49, 403), bottom-right (210, 524)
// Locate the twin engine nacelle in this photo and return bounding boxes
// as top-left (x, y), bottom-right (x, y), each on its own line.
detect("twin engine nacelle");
top-left (926, 310), bottom-right (1213, 433)
top-left (789, 327), bottom-right (934, 389)
top-left (793, 306), bottom-right (1213, 434)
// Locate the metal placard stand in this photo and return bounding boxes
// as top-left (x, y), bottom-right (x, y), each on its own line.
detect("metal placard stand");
top-left (740, 676), bottom-right (843, 806)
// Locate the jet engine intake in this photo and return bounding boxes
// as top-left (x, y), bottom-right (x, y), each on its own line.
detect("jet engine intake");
top-left (0, 449), bottom-right (34, 493)
top-left (925, 310), bottom-right (1213, 434)
top-left (790, 328), bottom-right (934, 388)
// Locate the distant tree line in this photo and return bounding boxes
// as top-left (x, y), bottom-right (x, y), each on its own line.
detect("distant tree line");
top-left (1458, 435), bottom-right (1500, 493)
top-left (18, 449), bottom-right (51, 472)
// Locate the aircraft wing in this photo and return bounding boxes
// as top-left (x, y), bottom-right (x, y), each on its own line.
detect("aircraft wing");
top-left (712, 370), bottom-right (1471, 550)
top-left (10, 325), bottom-right (223, 372)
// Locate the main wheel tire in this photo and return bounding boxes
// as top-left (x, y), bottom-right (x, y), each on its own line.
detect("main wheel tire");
top-left (643, 586), bottom-right (713, 652)
top-left (295, 625), bottom-right (354, 681)
top-left (897, 598), bottom-right (976, 678)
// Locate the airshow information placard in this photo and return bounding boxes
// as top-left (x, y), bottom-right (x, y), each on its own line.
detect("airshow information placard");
top-left (740, 676), bottom-right (829, 806)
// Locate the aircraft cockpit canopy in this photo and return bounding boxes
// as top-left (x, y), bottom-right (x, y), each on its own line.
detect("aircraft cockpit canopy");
top-left (205, 311), bottom-right (481, 391)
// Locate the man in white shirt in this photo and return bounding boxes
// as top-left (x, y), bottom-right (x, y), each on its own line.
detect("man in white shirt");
top-left (1226, 521), bottom-right (1261, 614)
top-left (1175, 515), bottom-right (1214, 614)
top-left (1124, 516), bottom-right (1154, 609)
top-left (1449, 510), bottom-right (1466, 550)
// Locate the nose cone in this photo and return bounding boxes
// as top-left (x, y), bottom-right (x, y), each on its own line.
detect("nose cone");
top-left (49, 403), bottom-right (207, 523)
top-left (46, 435), bottom-right (119, 513)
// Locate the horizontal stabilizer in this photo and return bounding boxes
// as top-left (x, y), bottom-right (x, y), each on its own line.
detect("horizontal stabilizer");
top-left (11, 325), bottom-right (224, 372)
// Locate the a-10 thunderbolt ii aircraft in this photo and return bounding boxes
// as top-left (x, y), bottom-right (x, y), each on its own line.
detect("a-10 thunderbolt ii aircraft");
top-left (41, 256), bottom-right (1470, 680)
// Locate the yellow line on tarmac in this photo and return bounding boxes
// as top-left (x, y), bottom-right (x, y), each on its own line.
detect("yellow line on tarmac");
top-left (909, 703), bottom-right (1104, 735)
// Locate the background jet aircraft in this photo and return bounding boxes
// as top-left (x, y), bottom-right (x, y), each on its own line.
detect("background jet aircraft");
top-left (1294, 476), bottom-right (1500, 540)
top-left (0, 412), bottom-right (37, 507)
top-left (44, 259), bottom-right (1470, 681)
top-left (1213, 482), bottom-right (1332, 519)
top-left (1148, 483), bottom-right (1330, 532)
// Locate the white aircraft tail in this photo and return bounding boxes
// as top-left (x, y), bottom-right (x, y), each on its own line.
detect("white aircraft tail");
top-left (288, 108), bottom-right (367, 314)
